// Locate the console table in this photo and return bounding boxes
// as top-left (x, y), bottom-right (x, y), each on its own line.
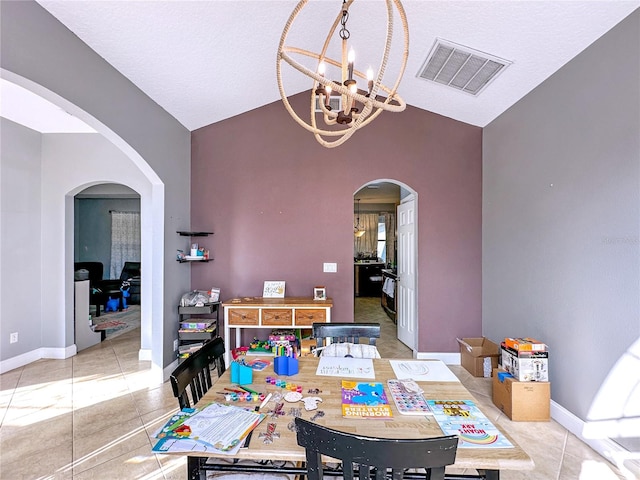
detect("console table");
top-left (222, 297), bottom-right (332, 365)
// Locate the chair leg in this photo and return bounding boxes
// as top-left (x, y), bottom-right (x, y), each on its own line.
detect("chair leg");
top-left (187, 456), bottom-right (206, 480)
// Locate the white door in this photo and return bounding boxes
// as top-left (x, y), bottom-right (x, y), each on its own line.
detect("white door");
top-left (397, 198), bottom-right (417, 350)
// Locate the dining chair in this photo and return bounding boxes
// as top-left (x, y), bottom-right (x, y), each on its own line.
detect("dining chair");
top-left (172, 337), bottom-right (295, 480)
top-left (170, 337), bottom-right (225, 409)
top-left (313, 322), bottom-right (381, 349)
top-left (295, 417), bottom-right (458, 480)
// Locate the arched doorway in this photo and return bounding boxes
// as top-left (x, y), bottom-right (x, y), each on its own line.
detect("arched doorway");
top-left (353, 180), bottom-right (418, 350)
top-left (2, 73), bottom-right (165, 379)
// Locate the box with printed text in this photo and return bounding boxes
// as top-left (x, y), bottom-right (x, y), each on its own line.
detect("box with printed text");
top-left (501, 343), bottom-right (549, 382)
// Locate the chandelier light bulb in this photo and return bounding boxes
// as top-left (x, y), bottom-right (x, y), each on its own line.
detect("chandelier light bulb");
top-left (318, 62), bottom-right (326, 76)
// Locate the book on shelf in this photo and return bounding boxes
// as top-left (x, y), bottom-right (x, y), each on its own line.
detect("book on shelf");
top-left (180, 321), bottom-right (214, 329)
top-left (179, 341), bottom-right (204, 354)
top-left (341, 380), bottom-right (393, 419)
top-left (178, 331), bottom-right (216, 341)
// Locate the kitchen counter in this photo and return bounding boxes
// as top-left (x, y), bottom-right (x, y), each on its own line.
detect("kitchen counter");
top-left (354, 262), bottom-right (384, 297)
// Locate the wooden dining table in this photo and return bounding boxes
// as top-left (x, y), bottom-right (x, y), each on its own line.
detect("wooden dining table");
top-left (174, 357), bottom-right (534, 479)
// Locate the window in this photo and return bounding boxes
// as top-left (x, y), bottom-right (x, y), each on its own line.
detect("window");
top-left (377, 216), bottom-right (386, 263)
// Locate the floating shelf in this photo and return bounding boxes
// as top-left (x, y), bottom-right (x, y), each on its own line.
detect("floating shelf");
top-left (177, 231), bottom-right (213, 237)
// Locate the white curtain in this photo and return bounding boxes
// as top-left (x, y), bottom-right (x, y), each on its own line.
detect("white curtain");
top-left (110, 212), bottom-right (141, 278)
top-left (354, 213), bottom-right (379, 256)
top-left (384, 213), bottom-right (396, 267)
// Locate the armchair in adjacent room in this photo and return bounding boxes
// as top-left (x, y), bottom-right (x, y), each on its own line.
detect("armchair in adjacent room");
top-left (101, 261), bottom-right (141, 305)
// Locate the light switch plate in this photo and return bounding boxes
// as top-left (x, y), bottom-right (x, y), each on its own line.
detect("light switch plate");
top-left (323, 262), bottom-right (337, 273)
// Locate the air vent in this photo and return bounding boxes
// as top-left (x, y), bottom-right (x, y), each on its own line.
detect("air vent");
top-left (418, 39), bottom-right (511, 96)
top-left (315, 95), bottom-right (342, 112)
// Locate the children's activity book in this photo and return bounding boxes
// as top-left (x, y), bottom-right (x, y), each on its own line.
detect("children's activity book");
top-left (426, 400), bottom-right (513, 448)
top-left (341, 380), bottom-right (393, 419)
top-left (152, 402), bottom-right (265, 454)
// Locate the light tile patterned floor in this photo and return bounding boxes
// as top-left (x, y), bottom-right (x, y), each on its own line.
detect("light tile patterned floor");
top-left (0, 299), bottom-right (630, 479)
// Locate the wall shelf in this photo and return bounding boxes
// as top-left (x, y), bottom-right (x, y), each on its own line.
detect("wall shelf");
top-left (177, 231), bottom-right (213, 237)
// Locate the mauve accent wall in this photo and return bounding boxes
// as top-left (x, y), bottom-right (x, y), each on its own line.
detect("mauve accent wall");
top-left (191, 93), bottom-right (482, 353)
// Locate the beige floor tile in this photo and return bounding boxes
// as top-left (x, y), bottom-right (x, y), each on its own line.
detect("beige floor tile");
top-left (72, 393), bottom-right (140, 436)
top-left (73, 443), bottom-right (164, 480)
top-left (132, 382), bottom-right (180, 418)
top-left (72, 415), bottom-right (152, 474)
top-left (0, 413), bottom-right (73, 470)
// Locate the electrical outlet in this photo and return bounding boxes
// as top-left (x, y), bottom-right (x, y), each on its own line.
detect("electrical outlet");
top-left (323, 262), bottom-right (337, 273)
top-left (9, 332), bottom-right (18, 344)
top-left (173, 339), bottom-right (179, 351)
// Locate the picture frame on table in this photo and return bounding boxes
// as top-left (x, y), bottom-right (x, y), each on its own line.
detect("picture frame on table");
top-left (314, 286), bottom-right (327, 301)
top-left (263, 281), bottom-right (286, 298)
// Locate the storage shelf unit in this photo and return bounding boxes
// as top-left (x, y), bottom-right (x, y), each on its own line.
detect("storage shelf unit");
top-left (177, 302), bottom-right (220, 359)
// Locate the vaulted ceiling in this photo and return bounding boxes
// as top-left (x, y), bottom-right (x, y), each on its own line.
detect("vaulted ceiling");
top-left (2, 1), bottom-right (639, 133)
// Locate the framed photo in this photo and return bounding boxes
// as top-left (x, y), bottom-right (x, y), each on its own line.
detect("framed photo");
top-left (263, 281), bottom-right (286, 298)
top-left (314, 286), bottom-right (327, 301)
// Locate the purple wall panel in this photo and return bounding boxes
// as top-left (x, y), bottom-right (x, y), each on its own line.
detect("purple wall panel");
top-left (191, 93), bottom-right (482, 352)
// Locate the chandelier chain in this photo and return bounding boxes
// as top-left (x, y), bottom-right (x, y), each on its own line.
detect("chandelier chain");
top-left (339, 1), bottom-right (350, 40)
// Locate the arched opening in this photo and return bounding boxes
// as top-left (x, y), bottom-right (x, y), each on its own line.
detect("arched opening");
top-left (353, 179), bottom-right (418, 351)
top-left (2, 73), bottom-right (165, 380)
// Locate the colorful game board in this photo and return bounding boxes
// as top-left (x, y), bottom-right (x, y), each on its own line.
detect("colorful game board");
top-left (387, 380), bottom-right (432, 415)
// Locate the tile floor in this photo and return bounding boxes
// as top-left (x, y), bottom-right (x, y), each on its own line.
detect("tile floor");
top-left (0, 299), bottom-right (630, 479)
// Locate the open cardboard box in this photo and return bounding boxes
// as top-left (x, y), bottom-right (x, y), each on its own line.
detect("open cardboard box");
top-left (457, 337), bottom-right (500, 377)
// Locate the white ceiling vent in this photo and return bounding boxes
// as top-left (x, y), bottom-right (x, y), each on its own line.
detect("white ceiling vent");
top-left (418, 39), bottom-right (512, 96)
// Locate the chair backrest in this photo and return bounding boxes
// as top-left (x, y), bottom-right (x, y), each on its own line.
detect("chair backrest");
top-left (119, 261), bottom-right (141, 280)
top-left (295, 417), bottom-right (458, 480)
top-left (313, 322), bottom-right (381, 349)
top-left (170, 337), bottom-right (226, 409)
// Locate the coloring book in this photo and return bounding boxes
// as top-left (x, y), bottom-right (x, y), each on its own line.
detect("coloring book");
top-left (426, 400), bottom-right (513, 448)
top-left (341, 380), bottom-right (393, 419)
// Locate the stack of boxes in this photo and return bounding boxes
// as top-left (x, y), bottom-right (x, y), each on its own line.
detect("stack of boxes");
top-left (492, 337), bottom-right (550, 421)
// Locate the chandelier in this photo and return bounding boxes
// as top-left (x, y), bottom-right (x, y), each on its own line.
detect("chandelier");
top-left (277, 0), bottom-right (409, 148)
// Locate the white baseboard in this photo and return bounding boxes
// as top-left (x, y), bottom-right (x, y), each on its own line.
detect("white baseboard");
top-left (551, 401), bottom-right (640, 479)
top-left (138, 348), bottom-right (152, 361)
top-left (415, 351), bottom-right (461, 364)
top-left (163, 358), bottom-right (179, 382)
top-left (0, 346), bottom-right (75, 374)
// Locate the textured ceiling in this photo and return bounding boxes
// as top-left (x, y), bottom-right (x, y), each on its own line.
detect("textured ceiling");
top-left (7, 1), bottom-right (640, 132)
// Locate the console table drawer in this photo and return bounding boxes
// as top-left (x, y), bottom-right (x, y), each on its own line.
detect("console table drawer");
top-left (295, 309), bottom-right (326, 326)
top-left (227, 308), bottom-right (259, 325)
top-left (262, 309), bottom-right (293, 326)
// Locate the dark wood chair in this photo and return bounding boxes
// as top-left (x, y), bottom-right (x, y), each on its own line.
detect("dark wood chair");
top-left (313, 322), bottom-right (381, 349)
top-left (170, 337), bottom-right (225, 409)
top-left (295, 417), bottom-right (458, 480)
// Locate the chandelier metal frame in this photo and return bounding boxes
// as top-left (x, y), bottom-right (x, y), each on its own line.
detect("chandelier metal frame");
top-left (277, 0), bottom-right (410, 148)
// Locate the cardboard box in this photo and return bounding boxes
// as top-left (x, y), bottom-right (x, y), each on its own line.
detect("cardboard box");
top-left (492, 369), bottom-right (550, 421)
top-left (503, 337), bottom-right (547, 352)
top-left (457, 337), bottom-right (500, 377)
top-left (501, 343), bottom-right (549, 382)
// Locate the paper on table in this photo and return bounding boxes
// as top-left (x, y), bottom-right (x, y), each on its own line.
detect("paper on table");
top-left (316, 356), bottom-right (375, 379)
top-left (152, 403), bottom-right (265, 454)
top-left (389, 359), bottom-right (460, 382)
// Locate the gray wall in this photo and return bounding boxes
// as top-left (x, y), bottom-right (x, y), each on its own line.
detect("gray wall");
top-left (74, 198), bottom-right (141, 275)
top-left (483, 10), bottom-right (639, 421)
top-left (0, 119), bottom-right (43, 359)
top-left (1, 0), bottom-right (191, 372)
